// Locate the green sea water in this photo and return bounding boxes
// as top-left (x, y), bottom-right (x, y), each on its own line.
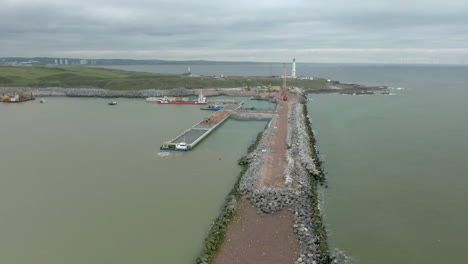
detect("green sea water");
top-left (0, 98), bottom-right (267, 264)
top-left (307, 66), bottom-right (468, 263)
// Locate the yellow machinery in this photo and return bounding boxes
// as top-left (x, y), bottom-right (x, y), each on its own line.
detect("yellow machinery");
top-left (1, 89), bottom-right (34, 102)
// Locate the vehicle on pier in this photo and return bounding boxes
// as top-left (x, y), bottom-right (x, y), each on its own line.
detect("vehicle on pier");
top-left (281, 91), bottom-right (288, 101)
top-left (175, 142), bottom-right (189, 150)
top-left (160, 141), bottom-right (191, 151)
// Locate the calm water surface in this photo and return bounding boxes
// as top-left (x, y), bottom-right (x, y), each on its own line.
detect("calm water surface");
top-left (0, 98), bottom-right (267, 264)
top-left (306, 65), bottom-right (468, 263)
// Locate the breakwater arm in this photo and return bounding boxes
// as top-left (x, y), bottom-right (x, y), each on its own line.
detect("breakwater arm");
top-left (196, 91), bottom-right (347, 264)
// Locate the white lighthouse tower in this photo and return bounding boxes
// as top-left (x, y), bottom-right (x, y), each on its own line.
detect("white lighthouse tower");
top-left (292, 58), bottom-right (296, 78)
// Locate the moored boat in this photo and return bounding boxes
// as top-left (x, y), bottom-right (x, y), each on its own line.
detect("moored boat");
top-left (1, 92), bottom-right (35, 103)
top-left (201, 104), bottom-right (223, 111)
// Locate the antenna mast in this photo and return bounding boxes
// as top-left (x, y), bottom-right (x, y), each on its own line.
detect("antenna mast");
top-left (282, 63), bottom-right (287, 90)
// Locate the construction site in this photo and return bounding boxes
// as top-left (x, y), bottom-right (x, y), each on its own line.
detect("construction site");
top-left (1, 89), bottom-right (35, 103)
top-left (160, 60), bottom-right (293, 152)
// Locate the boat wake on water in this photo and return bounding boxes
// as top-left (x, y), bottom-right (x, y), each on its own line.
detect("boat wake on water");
top-left (156, 152), bottom-right (172, 157)
top-left (389, 86), bottom-right (406, 91)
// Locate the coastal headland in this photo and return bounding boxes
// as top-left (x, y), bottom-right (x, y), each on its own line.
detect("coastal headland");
top-left (0, 66), bottom-right (386, 97)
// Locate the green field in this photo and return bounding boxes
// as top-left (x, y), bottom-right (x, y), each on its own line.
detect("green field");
top-left (0, 66), bottom-right (328, 90)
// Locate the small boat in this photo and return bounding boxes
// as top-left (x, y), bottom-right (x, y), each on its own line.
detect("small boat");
top-left (39, 99), bottom-right (45, 103)
top-left (201, 105), bottom-right (223, 111)
top-left (108, 101), bottom-right (117, 105)
top-left (175, 142), bottom-right (189, 151)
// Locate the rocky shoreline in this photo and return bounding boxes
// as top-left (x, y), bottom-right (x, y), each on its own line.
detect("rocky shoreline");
top-left (306, 82), bottom-right (387, 95)
top-left (1, 83), bottom-right (387, 99)
top-left (0, 87), bottom-right (165, 98)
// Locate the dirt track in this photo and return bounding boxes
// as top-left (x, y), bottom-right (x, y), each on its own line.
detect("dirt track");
top-left (213, 198), bottom-right (298, 264)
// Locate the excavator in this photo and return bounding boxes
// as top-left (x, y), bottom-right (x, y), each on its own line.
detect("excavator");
top-left (1, 94), bottom-right (9, 102)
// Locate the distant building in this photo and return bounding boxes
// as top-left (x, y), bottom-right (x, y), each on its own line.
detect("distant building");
top-left (18, 60), bottom-right (41, 67)
top-left (292, 58), bottom-right (296, 78)
top-left (80, 60), bottom-right (88, 65)
top-left (19, 62), bottom-right (33, 67)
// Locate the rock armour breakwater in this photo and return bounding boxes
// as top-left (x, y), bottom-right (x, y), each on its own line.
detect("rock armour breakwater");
top-left (239, 102), bottom-right (335, 264)
top-left (0, 87), bottom-right (164, 98)
top-left (198, 91), bottom-right (346, 264)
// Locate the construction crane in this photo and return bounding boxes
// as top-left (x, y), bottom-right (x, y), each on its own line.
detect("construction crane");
top-left (282, 63), bottom-right (287, 90)
top-left (281, 63), bottom-right (288, 101)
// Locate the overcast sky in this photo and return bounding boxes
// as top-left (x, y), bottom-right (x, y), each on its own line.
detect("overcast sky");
top-left (1, 0), bottom-right (468, 63)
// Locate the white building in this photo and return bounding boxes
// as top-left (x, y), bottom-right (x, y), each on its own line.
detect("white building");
top-left (292, 58), bottom-right (296, 78)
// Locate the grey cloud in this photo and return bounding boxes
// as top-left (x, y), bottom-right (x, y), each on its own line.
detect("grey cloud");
top-left (1, 0), bottom-right (467, 63)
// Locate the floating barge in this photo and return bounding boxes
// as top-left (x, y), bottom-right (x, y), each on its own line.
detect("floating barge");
top-left (1, 92), bottom-right (35, 103)
top-left (161, 102), bottom-right (243, 151)
top-left (147, 93), bottom-right (208, 105)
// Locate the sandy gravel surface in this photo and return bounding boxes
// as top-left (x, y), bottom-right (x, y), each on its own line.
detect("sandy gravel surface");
top-left (213, 198), bottom-right (298, 264)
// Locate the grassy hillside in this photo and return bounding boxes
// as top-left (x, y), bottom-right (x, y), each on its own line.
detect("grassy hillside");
top-left (0, 66), bottom-right (328, 90)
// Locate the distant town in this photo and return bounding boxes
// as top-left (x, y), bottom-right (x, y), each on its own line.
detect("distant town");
top-left (0, 57), bottom-right (272, 67)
